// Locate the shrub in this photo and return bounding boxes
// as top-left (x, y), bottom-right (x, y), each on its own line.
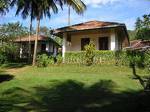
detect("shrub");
top-left (145, 50), bottom-right (150, 72)
top-left (0, 53), bottom-right (7, 64)
top-left (65, 50), bottom-right (123, 64)
top-left (65, 51), bottom-right (85, 64)
top-left (126, 50), bottom-right (145, 68)
top-left (65, 50), bottom-right (128, 65)
top-left (0, 43), bottom-right (18, 64)
top-left (94, 50), bottom-right (115, 65)
top-left (56, 54), bottom-right (63, 65)
top-left (84, 42), bottom-right (96, 66)
top-left (36, 54), bottom-right (54, 67)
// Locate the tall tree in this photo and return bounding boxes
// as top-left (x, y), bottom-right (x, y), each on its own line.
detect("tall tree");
top-left (135, 17), bottom-right (143, 31)
top-left (40, 26), bottom-right (50, 36)
top-left (135, 14), bottom-right (150, 40)
top-left (11, 0), bottom-right (86, 66)
top-left (0, 22), bottom-right (29, 43)
top-left (143, 14), bottom-right (150, 28)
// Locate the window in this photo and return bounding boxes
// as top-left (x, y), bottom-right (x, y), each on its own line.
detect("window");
top-left (41, 44), bottom-right (46, 52)
top-left (99, 37), bottom-right (109, 50)
top-left (81, 38), bottom-right (90, 50)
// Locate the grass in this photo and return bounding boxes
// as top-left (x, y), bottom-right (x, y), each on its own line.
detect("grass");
top-left (0, 64), bottom-right (149, 112)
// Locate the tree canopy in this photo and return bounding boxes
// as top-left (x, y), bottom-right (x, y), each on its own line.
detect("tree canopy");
top-left (0, 0), bottom-right (10, 15)
top-left (135, 14), bottom-right (150, 40)
top-left (0, 22), bottom-right (29, 43)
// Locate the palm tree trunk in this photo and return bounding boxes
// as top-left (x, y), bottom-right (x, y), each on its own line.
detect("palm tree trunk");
top-left (32, 17), bottom-right (40, 66)
top-left (68, 5), bottom-right (71, 25)
top-left (28, 17), bottom-right (32, 63)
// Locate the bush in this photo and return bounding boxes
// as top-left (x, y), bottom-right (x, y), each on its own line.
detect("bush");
top-left (0, 43), bottom-right (18, 64)
top-left (65, 51), bottom-right (85, 64)
top-left (65, 50), bottom-right (128, 65)
top-left (0, 53), bottom-right (7, 64)
top-left (145, 50), bottom-right (150, 72)
top-left (84, 42), bottom-right (96, 66)
top-left (94, 50), bottom-right (115, 64)
top-left (135, 28), bottom-right (150, 40)
top-left (36, 54), bottom-right (54, 67)
top-left (126, 50), bottom-right (145, 68)
top-left (56, 54), bottom-right (63, 65)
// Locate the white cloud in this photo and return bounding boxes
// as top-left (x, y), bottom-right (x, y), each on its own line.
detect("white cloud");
top-left (82, 0), bottom-right (120, 7)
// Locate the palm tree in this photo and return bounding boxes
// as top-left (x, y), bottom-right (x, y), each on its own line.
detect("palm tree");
top-left (11, 0), bottom-right (86, 66)
top-left (0, 0), bottom-right (10, 15)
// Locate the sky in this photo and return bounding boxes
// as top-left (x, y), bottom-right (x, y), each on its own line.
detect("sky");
top-left (0, 0), bottom-right (150, 30)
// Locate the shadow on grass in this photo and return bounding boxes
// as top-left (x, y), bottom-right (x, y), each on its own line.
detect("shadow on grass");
top-left (0, 74), bottom-right (14, 83)
top-left (0, 79), bottom-right (150, 112)
top-left (0, 63), bottom-right (28, 69)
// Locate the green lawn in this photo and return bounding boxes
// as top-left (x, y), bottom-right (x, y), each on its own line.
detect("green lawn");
top-left (0, 64), bottom-right (149, 112)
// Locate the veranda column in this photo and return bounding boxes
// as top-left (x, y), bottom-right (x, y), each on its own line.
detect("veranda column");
top-left (62, 33), bottom-right (67, 62)
top-left (110, 29), bottom-right (116, 51)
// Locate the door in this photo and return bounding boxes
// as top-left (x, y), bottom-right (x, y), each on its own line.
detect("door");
top-left (99, 37), bottom-right (109, 50)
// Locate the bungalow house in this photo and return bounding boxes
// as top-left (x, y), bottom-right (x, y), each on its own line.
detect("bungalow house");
top-left (54, 20), bottom-right (130, 58)
top-left (14, 35), bottom-right (60, 58)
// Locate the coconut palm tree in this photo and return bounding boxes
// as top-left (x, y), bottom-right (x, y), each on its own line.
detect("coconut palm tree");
top-left (0, 0), bottom-right (10, 15)
top-left (11, 0), bottom-right (86, 66)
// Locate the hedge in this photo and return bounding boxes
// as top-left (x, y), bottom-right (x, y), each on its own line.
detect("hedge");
top-left (65, 50), bottom-right (128, 65)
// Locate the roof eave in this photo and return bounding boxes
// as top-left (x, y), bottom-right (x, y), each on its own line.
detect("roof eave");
top-left (53, 24), bottom-right (126, 38)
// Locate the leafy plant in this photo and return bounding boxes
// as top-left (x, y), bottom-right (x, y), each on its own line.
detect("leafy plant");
top-left (84, 41), bottom-right (96, 66)
top-left (65, 50), bottom-right (129, 65)
top-left (36, 54), bottom-right (54, 67)
top-left (135, 14), bottom-right (150, 40)
top-left (0, 43), bottom-right (18, 64)
top-left (56, 54), bottom-right (63, 65)
top-left (0, 53), bottom-right (7, 64)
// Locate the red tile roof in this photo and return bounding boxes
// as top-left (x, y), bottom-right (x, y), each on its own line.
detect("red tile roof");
top-left (14, 35), bottom-right (48, 42)
top-left (54, 20), bottom-right (125, 34)
top-left (130, 40), bottom-right (150, 48)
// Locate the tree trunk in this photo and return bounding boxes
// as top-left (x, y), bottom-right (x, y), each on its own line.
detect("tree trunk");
top-left (28, 17), bottom-right (32, 63)
top-left (68, 5), bottom-right (71, 26)
top-left (32, 17), bottom-right (40, 66)
top-left (132, 64), bottom-right (146, 89)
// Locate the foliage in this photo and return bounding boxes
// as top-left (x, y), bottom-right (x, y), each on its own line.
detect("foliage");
top-left (0, 22), bottom-right (29, 42)
top-left (135, 17), bottom-right (143, 31)
top-left (0, 0), bottom-right (10, 15)
top-left (65, 50), bottom-right (128, 65)
top-left (145, 50), bottom-right (150, 72)
top-left (0, 52), bottom-right (7, 64)
top-left (65, 51), bottom-right (85, 64)
top-left (84, 42), bottom-right (96, 66)
top-left (56, 54), bottom-right (63, 65)
top-left (128, 30), bottom-right (136, 40)
top-left (11, 0), bottom-right (86, 66)
top-left (36, 54), bottom-right (54, 67)
top-left (126, 49), bottom-right (150, 91)
top-left (40, 26), bottom-right (50, 36)
top-left (135, 14), bottom-right (150, 40)
top-left (0, 43), bottom-right (18, 64)
top-left (126, 50), bottom-right (145, 68)
top-left (135, 28), bottom-right (150, 40)
top-left (52, 36), bottom-right (62, 46)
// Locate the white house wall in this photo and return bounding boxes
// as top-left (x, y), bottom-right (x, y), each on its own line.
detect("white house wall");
top-left (110, 31), bottom-right (116, 51)
top-left (62, 29), bottom-right (120, 52)
top-left (70, 32), bottom-right (111, 51)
